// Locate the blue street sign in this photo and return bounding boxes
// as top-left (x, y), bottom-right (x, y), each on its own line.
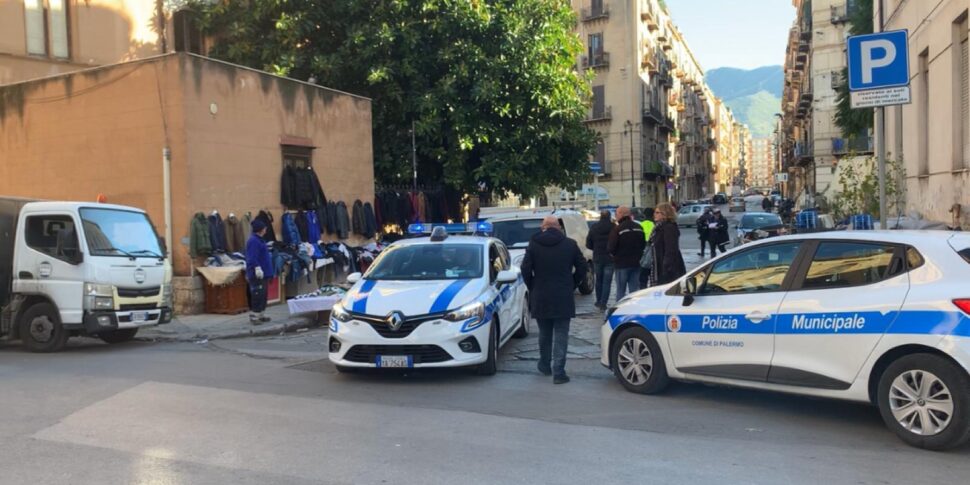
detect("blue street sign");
top-left (590, 162), bottom-right (603, 174)
top-left (847, 30), bottom-right (910, 91)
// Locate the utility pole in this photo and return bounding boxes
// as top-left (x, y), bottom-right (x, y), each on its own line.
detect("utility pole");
top-left (876, 3), bottom-right (888, 229)
top-left (626, 120), bottom-right (635, 207)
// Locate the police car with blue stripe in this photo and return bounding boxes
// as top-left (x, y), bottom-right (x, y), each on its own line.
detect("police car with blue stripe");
top-left (329, 223), bottom-right (528, 375)
top-left (603, 231), bottom-right (970, 450)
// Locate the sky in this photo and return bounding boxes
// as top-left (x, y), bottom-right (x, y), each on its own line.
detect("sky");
top-left (665, 0), bottom-right (796, 71)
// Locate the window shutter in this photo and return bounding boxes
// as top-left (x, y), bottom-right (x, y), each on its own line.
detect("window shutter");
top-left (24, 0), bottom-right (46, 56)
top-left (592, 85), bottom-right (605, 117)
top-left (48, 0), bottom-right (69, 59)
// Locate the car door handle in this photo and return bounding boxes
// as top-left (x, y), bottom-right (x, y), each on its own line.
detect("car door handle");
top-left (745, 312), bottom-right (771, 323)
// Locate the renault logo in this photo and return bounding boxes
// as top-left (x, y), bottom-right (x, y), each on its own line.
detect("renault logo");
top-left (134, 268), bottom-right (146, 284)
top-left (385, 312), bottom-right (405, 331)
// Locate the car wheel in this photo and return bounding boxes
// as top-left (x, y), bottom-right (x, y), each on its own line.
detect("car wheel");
top-left (477, 320), bottom-right (499, 376)
top-left (98, 328), bottom-right (138, 344)
top-left (578, 264), bottom-right (594, 295)
top-left (513, 300), bottom-right (530, 338)
top-left (611, 326), bottom-right (669, 394)
top-left (877, 353), bottom-right (970, 450)
top-left (19, 303), bottom-right (68, 353)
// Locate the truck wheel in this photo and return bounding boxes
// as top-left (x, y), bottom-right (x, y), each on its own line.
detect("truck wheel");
top-left (19, 303), bottom-right (68, 353)
top-left (578, 263), bottom-right (595, 295)
top-left (98, 328), bottom-right (138, 344)
top-left (877, 353), bottom-right (970, 450)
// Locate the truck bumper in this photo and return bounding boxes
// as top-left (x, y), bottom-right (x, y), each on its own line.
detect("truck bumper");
top-left (81, 307), bottom-right (172, 334)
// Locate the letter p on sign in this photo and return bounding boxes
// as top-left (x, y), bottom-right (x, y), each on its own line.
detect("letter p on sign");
top-left (848, 30), bottom-right (910, 91)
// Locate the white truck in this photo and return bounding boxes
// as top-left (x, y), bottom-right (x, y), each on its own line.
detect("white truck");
top-left (0, 197), bottom-right (172, 352)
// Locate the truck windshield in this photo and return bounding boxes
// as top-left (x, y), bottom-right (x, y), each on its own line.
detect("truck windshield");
top-left (79, 208), bottom-right (162, 258)
top-left (491, 219), bottom-right (542, 249)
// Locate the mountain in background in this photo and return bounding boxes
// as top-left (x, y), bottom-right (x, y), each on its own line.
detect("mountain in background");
top-left (705, 66), bottom-right (783, 137)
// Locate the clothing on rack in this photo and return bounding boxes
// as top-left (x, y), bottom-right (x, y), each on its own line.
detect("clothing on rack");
top-left (207, 213), bottom-right (228, 253)
top-left (281, 212), bottom-right (302, 246)
top-left (255, 210), bottom-right (277, 242)
top-left (352, 200), bottom-right (365, 236)
top-left (190, 212), bottom-right (212, 258)
top-left (225, 214), bottom-right (247, 253)
top-left (281, 166), bottom-right (328, 210)
top-left (336, 201), bottom-right (351, 240)
top-left (363, 202), bottom-right (377, 239)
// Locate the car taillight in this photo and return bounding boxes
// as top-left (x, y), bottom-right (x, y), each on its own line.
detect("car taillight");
top-left (954, 299), bottom-right (970, 316)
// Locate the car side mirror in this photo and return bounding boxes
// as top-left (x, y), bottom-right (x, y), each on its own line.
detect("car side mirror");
top-left (681, 277), bottom-right (696, 307)
top-left (346, 272), bottom-right (362, 284)
top-left (496, 270), bottom-right (517, 285)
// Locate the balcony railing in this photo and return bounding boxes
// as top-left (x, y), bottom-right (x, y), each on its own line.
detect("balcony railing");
top-left (586, 106), bottom-right (613, 122)
top-left (582, 4), bottom-right (610, 22)
top-left (582, 52), bottom-right (610, 69)
top-left (643, 104), bottom-right (664, 124)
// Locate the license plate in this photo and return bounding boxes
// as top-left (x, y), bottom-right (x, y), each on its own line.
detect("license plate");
top-left (376, 355), bottom-right (412, 368)
top-left (131, 312), bottom-right (149, 323)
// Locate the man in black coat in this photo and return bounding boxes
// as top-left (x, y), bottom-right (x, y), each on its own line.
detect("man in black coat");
top-left (521, 216), bottom-right (588, 384)
top-left (607, 206), bottom-right (646, 303)
top-left (585, 211), bottom-right (615, 310)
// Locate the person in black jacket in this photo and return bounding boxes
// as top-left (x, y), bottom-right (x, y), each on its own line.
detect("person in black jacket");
top-left (521, 216), bottom-right (588, 384)
top-left (585, 211), bottom-right (615, 310)
top-left (607, 206), bottom-right (646, 302)
top-left (712, 208), bottom-right (730, 254)
top-left (650, 203), bottom-right (686, 285)
top-left (696, 207), bottom-right (713, 257)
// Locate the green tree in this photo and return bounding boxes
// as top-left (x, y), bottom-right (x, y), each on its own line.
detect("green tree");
top-left (193, 0), bottom-right (596, 197)
top-left (831, 155), bottom-right (904, 220)
top-left (833, 0), bottom-right (874, 139)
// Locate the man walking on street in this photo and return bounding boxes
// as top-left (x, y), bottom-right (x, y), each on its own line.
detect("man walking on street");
top-left (608, 206), bottom-right (646, 302)
top-left (521, 216), bottom-right (588, 384)
top-left (586, 211), bottom-right (615, 311)
top-left (246, 219), bottom-right (275, 325)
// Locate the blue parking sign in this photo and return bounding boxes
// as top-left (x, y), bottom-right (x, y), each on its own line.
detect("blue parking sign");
top-left (847, 30), bottom-right (910, 91)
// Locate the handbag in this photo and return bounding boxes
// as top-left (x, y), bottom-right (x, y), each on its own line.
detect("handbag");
top-left (640, 245), bottom-right (654, 270)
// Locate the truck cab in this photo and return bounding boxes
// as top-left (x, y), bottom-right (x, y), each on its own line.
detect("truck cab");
top-left (1, 199), bottom-right (172, 352)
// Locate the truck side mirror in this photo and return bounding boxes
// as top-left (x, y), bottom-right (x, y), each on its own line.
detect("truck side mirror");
top-left (158, 237), bottom-right (168, 256)
top-left (71, 252), bottom-right (84, 265)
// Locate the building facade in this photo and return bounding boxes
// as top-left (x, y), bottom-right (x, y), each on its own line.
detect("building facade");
top-left (880, 0), bottom-right (970, 228)
top-left (568, 0), bottom-right (733, 208)
top-left (750, 137), bottom-right (776, 188)
top-left (781, 0), bottom-right (872, 206)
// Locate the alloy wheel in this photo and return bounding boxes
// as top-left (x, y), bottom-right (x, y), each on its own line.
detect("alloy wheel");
top-left (617, 337), bottom-right (653, 385)
top-left (889, 370), bottom-right (954, 436)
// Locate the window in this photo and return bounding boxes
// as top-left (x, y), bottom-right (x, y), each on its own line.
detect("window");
top-left (958, 14), bottom-right (970, 169)
top-left (79, 208), bottom-right (162, 258)
top-left (24, 0), bottom-right (70, 59)
top-left (802, 242), bottom-right (897, 290)
top-left (25, 215), bottom-right (79, 263)
top-left (365, 244), bottom-right (483, 281)
top-left (588, 33), bottom-right (604, 59)
top-left (282, 145), bottom-right (312, 169)
top-left (592, 85), bottom-right (606, 118)
top-left (489, 244), bottom-right (507, 282)
top-left (700, 242), bottom-right (802, 295)
top-left (919, 49), bottom-right (930, 176)
top-left (958, 248), bottom-right (970, 264)
top-left (906, 246), bottom-right (925, 269)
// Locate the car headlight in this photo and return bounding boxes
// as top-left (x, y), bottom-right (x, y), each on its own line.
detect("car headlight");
top-left (331, 303), bottom-right (353, 323)
top-left (447, 302), bottom-right (486, 331)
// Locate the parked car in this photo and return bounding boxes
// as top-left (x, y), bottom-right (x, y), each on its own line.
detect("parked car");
top-left (676, 204), bottom-right (712, 227)
top-left (735, 212), bottom-right (788, 246)
top-left (729, 197), bottom-right (746, 213)
top-left (712, 193), bottom-right (728, 205)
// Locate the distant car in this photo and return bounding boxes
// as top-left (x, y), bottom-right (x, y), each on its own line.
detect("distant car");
top-left (729, 197), bottom-right (746, 213)
top-left (712, 193), bottom-right (728, 205)
top-left (736, 212), bottom-right (788, 246)
top-left (676, 204), bottom-right (712, 227)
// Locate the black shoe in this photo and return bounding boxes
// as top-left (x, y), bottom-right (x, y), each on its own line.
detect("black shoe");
top-left (554, 374), bottom-right (571, 385)
top-left (594, 302), bottom-right (606, 310)
top-left (537, 363), bottom-right (552, 376)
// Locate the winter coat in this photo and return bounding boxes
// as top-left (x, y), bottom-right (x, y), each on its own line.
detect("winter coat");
top-left (335, 201), bottom-right (351, 239)
top-left (207, 213), bottom-right (228, 253)
top-left (585, 218), bottom-right (615, 265)
top-left (352, 200), bottom-right (366, 236)
top-left (281, 212), bottom-right (302, 245)
top-left (651, 221), bottom-right (686, 285)
top-left (520, 228), bottom-right (588, 319)
top-left (696, 213), bottom-right (711, 240)
top-left (189, 212), bottom-right (212, 258)
top-left (607, 217), bottom-right (647, 269)
top-left (255, 210), bottom-right (277, 243)
top-left (305, 210), bottom-right (323, 244)
top-left (281, 166), bottom-right (297, 208)
top-left (363, 202), bottom-right (378, 239)
top-left (713, 215), bottom-right (730, 245)
top-left (245, 233), bottom-right (274, 283)
top-left (225, 214), bottom-right (247, 253)
top-left (324, 201), bottom-right (337, 235)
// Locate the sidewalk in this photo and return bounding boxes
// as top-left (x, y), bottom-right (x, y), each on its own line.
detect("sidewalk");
top-left (138, 304), bottom-right (318, 343)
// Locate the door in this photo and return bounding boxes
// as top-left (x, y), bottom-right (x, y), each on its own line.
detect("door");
top-left (489, 243), bottom-right (516, 343)
top-left (666, 242), bottom-right (805, 381)
top-left (18, 213), bottom-right (86, 324)
top-left (771, 240), bottom-right (910, 389)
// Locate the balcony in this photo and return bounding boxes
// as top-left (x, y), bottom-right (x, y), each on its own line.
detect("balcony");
top-left (642, 160), bottom-right (673, 177)
top-left (831, 4), bottom-right (849, 24)
top-left (832, 136), bottom-right (873, 155)
top-left (582, 3), bottom-right (610, 22)
top-left (642, 52), bottom-right (657, 72)
top-left (582, 52), bottom-right (611, 69)
top-left (799, 92), bottom-right (813, 107)
top-left (643, 104), bottom-right (664, 124)
top-left (586, 106), bottom-right (612, 123)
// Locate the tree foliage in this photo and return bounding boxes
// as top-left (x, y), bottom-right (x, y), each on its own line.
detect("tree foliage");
top-left (831, 155), bottom-right (904, 220)
top-left (192, 0), bottom-right (597, 197)
top-left (834, 0), bottom-right (874, 139)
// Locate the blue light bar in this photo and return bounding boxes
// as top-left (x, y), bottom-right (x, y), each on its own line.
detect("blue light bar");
top-left (407, 223), bottom-right (486, 235)
top-left (469, 221), bottom-right (493, 234)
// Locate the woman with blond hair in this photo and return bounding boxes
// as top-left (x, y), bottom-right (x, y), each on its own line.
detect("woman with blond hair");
top-left (649, 203), bottom-right (686, 286)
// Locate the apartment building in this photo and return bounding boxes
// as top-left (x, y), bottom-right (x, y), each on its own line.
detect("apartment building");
top-left (750, 137), bottom-right (776, 188)
top-left (880, 0), bottom-right (970, 228)
top-left (572, 0), bottom-right (727, 207)
top-left (781, 0), bottom-right (872, 205)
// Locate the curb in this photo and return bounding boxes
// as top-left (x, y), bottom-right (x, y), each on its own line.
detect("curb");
top-left (138, 316), bottom-right (318, 343)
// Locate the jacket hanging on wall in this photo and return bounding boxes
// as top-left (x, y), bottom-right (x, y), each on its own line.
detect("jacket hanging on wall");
top-left (225, 214), bottom-right (247, 253)
top-left (190, 212), bottom-right (212, 257)
top-left (363, 202), bottom-right (377, 239)
top-left (352, 200), bottom-right (365, 236)
top-left (281, 166), bottom-right (328, 210)
top-left (336, 201), bottom-right (351, 240)
top-left (207, 213), bottom-right (228, 253)
top-left (255, 210), bottom-right (277, 243)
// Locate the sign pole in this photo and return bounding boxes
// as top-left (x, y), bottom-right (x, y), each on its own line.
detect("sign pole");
top-left (877, 106), bottom-right (887, 228)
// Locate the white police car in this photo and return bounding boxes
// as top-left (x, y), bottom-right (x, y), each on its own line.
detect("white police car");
top-left (329, 223), bottom-right (529, 375)
top-left (602, 231), bottom-right (970, 450)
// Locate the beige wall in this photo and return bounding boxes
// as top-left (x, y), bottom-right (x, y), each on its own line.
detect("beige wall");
top-left (884, 0), bottom-right (970, 227)
top-left (0, 54), bottom-right (375, 276)
top-left (0, 0), bottom-right (165, 85)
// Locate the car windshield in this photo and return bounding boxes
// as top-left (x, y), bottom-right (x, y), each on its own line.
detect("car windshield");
top-left (365, 244), bottom-right (483, 281)
top-left (491, 219), bottom-right (542, 248)
top-left (740, 214), bottom-right (783, 229)
top-left (79, 208), bottom-right (163, 258)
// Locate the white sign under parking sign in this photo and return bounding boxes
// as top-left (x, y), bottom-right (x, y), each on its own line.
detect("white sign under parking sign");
top-left (850, 86), bottom-right (911, 109)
